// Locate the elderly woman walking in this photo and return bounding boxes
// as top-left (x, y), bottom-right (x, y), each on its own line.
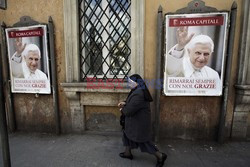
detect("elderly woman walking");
top-left (118, 74), bottom-right (167, 167)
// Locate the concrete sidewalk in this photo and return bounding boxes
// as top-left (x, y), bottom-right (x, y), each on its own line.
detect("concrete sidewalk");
top-left (1, 132), bottom-right (250, 167)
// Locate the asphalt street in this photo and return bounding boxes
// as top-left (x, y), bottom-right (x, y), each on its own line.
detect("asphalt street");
top-left (1, 132), bottom-right (250, 167)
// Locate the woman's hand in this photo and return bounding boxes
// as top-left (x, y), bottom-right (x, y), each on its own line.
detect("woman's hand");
top-left (118, 101), bottom-right (126, 108)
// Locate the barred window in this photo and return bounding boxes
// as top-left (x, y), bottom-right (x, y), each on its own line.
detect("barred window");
top-left (79, 0), bottom-right (131, 81)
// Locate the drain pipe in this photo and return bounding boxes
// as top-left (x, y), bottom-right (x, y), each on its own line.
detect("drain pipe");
top-left (0, 44), bottom-right (11, 167)
top-left (154, 5), bottom-right (163, 142)
top-left (218, 2), bottom-right (237, 143)
top-left (1, 22), bottom-right (16, 132)
top-left (48, 17), bottom-right (61, 135)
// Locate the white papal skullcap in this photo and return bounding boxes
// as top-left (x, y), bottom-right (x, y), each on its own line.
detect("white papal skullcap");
top-left (186, 34), bottom-right (214, 52)
top-left (22, 44), bottom-right (41, 59)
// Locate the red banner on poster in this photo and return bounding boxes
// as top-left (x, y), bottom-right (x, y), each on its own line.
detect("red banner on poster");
top-left (8, 28), bottom-right (44, 38)
top-left (169, 16), bottom-right (224, 27)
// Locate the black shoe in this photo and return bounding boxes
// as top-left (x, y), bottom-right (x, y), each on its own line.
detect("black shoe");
top-left (156, 153), bottom-right (167, 167)
top-left (119, 152), bottom-right (133, 160)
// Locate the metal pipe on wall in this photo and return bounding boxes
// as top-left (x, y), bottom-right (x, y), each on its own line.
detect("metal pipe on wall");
top-left (218, 2), bottom-right (237, 143)
top-left (48, 17), bottom-right (61, 135)
top-left (154, 5), bottom-right (163, 142)
top-left (1, 22), bottom-right (16, 132)
top-left (0, 44), bottom-right (11, 167)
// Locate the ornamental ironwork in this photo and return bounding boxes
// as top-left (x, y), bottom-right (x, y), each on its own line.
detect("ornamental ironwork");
top-left (79, 0), bottom-right (131, 81)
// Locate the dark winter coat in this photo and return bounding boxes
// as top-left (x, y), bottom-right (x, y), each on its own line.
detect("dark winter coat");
top-left (122, 88), bottom-right (151, 142)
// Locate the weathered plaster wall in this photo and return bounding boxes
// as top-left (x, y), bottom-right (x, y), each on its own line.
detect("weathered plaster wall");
top-left (0, 0), bottom-right (70, 133)
top-left (85, 106), bottom-right (121, 132)
top-left (0, 0), bottom-right (125, 134)
top-left (81, 92), bottom-right (128, 133)
top-left (0, 0), bottom-right (245, 140)
top-left (144, 0), bottom-right (242, 140)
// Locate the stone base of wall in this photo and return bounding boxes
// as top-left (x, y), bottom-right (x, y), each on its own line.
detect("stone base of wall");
top-left (232, 110), bottom-right (249, 139)
top-left (232, 85), bottom-right (250, 139)
top-left (62, 83), bottom-right (129, 133)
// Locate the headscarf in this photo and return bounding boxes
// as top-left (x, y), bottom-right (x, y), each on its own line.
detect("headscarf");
top-left (127, 74), bottom-right (153, 102)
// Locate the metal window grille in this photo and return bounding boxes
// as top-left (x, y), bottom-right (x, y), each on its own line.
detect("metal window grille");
top-left (79, 0), bottom-right (131, 82)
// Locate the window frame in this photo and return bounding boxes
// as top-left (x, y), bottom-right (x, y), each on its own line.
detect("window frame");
top-left (79, 0), bottom-right (132, 80)
top-left (63, 0), bottom-right (145, 83)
